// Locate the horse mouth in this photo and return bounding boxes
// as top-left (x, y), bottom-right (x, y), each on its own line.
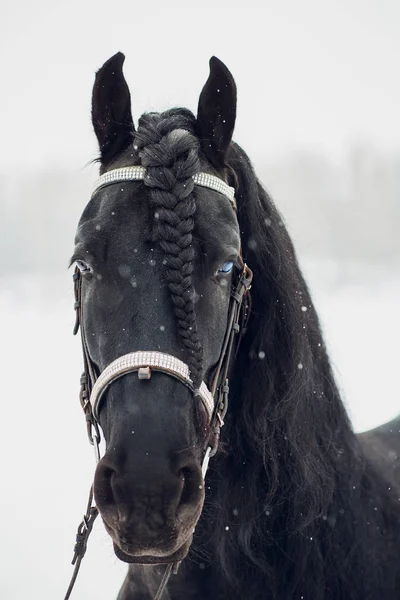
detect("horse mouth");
top-left (112, 538), bottom-right (192, 564)
top-left (101, 518), bottom-right (194, 564)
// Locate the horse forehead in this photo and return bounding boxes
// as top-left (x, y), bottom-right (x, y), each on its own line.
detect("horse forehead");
top-left (77, 178), bottom-right (239, 257)
top-left (195, 188), bottom-right (240, 248)
top-left (77, 186), bottom-right (150, 246)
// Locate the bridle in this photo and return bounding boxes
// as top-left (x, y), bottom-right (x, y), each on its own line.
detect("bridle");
top-left (64, 166), bottom-right (253, 599)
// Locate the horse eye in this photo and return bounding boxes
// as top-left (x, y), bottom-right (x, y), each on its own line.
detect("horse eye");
top-left (76, 260), bottom-right (91, 274)
top-left (218, 261), bottom-right (234, 274)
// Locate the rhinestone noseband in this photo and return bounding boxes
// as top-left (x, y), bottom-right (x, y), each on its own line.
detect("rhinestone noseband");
top-left (90, 351), bottom-right (214, 422)
top-left (91, 166), bottom-right (237, 210)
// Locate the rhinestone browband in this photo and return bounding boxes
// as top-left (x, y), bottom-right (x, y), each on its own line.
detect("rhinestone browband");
top-left (91, 166), bottom-right (236, 210)
top-left (90, 351), bottom-right (214, 422)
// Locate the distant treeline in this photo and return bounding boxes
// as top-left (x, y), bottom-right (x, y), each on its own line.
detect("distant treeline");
top-left (258, 144), bottom-right (400, 265)
top-left (1, 144), bottom-right (399, 276)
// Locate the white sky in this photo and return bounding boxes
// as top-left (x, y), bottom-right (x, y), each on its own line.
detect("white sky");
top-left (2, 0), bottom-right (400, 169)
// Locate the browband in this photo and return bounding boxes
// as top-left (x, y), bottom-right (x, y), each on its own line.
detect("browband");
top-left (90, 351), bottom-right (214, 422)
top-left (91, 166), bottom-right (236, 210)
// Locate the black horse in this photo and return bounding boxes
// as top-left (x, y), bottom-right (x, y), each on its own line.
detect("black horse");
top-left (71, 53), bottom-right (400, 599)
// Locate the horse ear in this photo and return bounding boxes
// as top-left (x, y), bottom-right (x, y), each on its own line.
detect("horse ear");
top-left (197, 56), bottom-right (237, 168)
top-left (92, 52), bottom-right (134, 166)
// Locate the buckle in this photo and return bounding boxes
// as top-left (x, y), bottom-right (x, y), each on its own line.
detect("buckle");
top-left (242, 263), bottom-right (253, 290)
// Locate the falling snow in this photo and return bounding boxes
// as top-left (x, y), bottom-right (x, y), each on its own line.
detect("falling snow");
top-left (248, 238), bottom-right (257, 250)
top-left (118, 265), bottom-right (131, 277)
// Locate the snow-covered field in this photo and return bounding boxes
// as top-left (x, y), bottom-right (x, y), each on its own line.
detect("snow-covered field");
top-left (0, 265), bottom-right (399, 600)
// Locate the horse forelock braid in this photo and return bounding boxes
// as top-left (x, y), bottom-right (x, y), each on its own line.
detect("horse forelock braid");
top-left (134, 110), bottom-right (203, 386)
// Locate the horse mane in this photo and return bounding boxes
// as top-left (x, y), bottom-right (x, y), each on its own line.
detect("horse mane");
top-left (194, 142), bottom-right (399, 598)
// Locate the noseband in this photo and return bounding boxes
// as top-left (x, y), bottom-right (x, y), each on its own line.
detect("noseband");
top-left (65, 166), bottom-right (252, 599)
top-left (90, 351), bottom-right (215, 422)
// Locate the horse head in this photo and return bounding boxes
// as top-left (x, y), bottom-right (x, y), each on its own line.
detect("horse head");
top-left (72, 52), bottom-right (249, 565)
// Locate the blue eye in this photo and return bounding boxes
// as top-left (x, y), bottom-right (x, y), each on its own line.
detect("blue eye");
top-left (218, 260), bottom-right (234, 274)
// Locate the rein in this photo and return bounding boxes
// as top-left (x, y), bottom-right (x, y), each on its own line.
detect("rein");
top-left (64, 167), bottom-right (252, 599)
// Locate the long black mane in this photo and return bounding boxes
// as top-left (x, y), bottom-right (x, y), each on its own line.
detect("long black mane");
top-left (186, 142), bottom-right (400, 599)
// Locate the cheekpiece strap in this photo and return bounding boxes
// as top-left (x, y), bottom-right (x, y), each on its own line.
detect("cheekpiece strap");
top-left (91, 166), bottom-right (236, 210)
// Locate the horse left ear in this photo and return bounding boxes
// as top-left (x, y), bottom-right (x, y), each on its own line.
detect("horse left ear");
top-left (92, 52), bottom-right (135, 166)
top-left (197, 56), bottom-right (237, 168)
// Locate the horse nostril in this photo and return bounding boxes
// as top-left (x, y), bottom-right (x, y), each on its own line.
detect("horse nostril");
top-left (95, 463), bottom-right (117, 506)
top-left (178, 465), bottom-right (203, 512)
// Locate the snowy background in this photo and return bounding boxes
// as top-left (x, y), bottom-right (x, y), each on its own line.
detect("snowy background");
top-left (1, 0), bottom-right (399, 598)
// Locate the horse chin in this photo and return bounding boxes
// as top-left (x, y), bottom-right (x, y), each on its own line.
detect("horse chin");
top-left (113, 538), bottom-right (193, 564)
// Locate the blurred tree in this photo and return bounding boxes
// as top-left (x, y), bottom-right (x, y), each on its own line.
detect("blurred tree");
top-left (0, 149), bottom-right (398, 279)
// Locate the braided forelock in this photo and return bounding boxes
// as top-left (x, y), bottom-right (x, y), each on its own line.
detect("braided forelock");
top-left (134, 110), bottom-right (203, 386)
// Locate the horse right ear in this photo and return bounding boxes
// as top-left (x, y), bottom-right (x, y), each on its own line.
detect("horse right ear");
top-left (197, 56), bottom-right (237, 168)
top-left (92, 52), bottom-right (135, 167)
